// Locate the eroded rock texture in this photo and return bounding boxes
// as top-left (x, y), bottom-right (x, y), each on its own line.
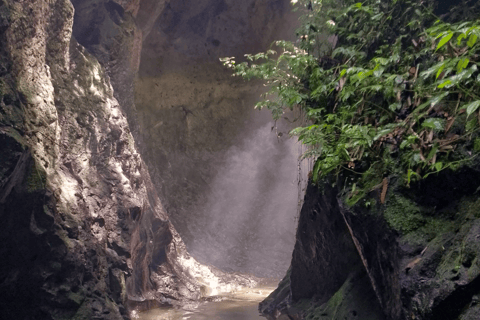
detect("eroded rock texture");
top-left (0, 1), bottom-right (134, 318)
top-left (261, 168), bottom-right (480, 320)
top-left (260, 181), bottom-right (385, 320)
top-left (0, 0), bottom-right (257, 318)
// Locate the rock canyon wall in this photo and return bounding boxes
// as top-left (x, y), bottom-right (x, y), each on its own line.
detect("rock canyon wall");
top-left (0, 0), bottom-right (299, 319)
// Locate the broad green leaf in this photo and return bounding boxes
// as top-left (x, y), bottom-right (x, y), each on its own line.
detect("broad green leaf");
top-left (467, 33), bottom-right (478, 47)
top-left (466, 117), bottom-right (477, 131)
top-left (307, 109), bottom-right (324, 117)
top-left (374, 57), bottom-right (389, 66)
top-left (446, 65), bottom-right (477, 86)
top-left (407, 169), bottom-right (420, 184)
top-left (456, 58), bottom-right (469, 74)
top-left (373, 66), bottom-right (385, 77)
top-left (434, 31), bottom-right (448, 39)
top-left (436, 32), bottom-right (453, 51)
top-left (437, 79), bottom-right (452, 88)
top-left (422, 118), bottom-right (445, 130)
top-left (457, 22), bottom-right (471, 29)
top-left (400, 139), bottom-right (409, 149)
top-left (466, 26), bottom-right (477, 35)
top-left (436, 63), bottom-right (445, 79)
top-left (435, 162), bottom-right (443, 171)
top-left (407, 169), bottom-right (413, 184)
top-left (413, 153), bottom-right (422, 164)
top-left (474, 138), bottom-right (480, 152)
top-left (415, 92), bottom-right (449, 112)
top-left (373, 128), bottom-right (393, 141)
top-left (457, 33), bottom-right (467, 45)
top-left (464, 100), bottom-right (480, 117)
top-left (360, 85), bottom-right (382, 93)
top-left (384, 74), bottom-right (398, 83)
top-left (420, 61), bottom-right (445, 80)
top-left (357, 70), bottom-right (373, 80)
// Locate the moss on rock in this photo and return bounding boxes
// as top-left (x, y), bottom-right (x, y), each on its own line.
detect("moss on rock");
top-left (383, 190), bottom-right (457, 249)
top-left (298, 268), bottom-right (384, 320)
top-left (384, 193), bottom-right (426, 234)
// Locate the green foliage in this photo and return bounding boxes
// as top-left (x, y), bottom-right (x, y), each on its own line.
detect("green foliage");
top-left (222, 0), bottom-right (480, 194)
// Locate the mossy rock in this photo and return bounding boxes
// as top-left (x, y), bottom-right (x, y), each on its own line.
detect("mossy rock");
top-left (384, 193), bottom-right (426, 234)
top-left (383, 186), bottom-right (457, 248)
top-left (298, 268), bottom-right (384, 320)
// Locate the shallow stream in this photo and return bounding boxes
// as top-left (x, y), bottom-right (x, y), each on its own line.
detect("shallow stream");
top-left (133, 284), bottom-right (276, 320)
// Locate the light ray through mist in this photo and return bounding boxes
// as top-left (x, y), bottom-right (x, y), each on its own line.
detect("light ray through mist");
top-left (187, 117), bottom-right (299, 278)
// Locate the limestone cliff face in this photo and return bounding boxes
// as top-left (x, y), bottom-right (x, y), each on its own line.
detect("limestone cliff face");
top-left (0, 0), bottom-right (255, 319)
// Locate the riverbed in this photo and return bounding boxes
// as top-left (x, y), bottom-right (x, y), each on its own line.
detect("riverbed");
top-left (133, 284), bottom-right (276, 320)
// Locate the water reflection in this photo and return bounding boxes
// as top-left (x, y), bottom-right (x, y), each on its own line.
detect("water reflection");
top-left (134, 284), bottom-right (275, 320)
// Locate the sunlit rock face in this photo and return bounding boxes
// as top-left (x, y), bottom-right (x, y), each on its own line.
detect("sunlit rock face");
top-left (0, 1), bottom-right (135, 318)
top-left (71, 0), bottom-right (301, 279)
top-left (70, 0), bottom-right (263, 306)
top-left (69, 0), bottom-right (300, 291)
top-left (135, 0), bottom-right (300, 278)
top-left (0, 0), bottom-right (257, 318)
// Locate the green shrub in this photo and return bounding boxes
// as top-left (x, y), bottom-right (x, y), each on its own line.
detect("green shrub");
top-left (222, 0), bottom-right (480, 195)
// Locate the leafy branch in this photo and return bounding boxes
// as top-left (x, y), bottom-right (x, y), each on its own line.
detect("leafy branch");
top-left (222, 0), bottom-right (480, 203)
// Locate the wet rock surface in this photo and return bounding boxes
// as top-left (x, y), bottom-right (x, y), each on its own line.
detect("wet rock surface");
top-left (0, 1), bottom-right (132, 318)
top-left (261, 166), bottom-right (480, 320)
top-left (2, 0), bottom-right (480, 319)
top-left (259, 181), bottom-right (385, 320)
top-left (0, 0), bottom-right (258, 318)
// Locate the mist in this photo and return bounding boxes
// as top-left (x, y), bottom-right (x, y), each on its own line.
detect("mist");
top-left (184, 111), bottom-right (300, 278)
